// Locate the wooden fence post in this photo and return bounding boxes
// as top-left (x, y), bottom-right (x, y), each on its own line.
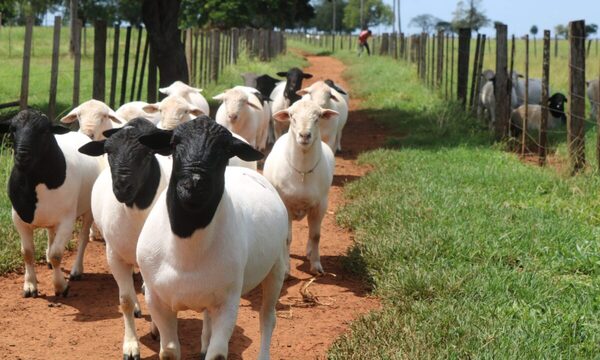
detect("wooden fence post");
top-left (48, 16), bottom-right (61, 120)
top-left (211, 29), bottom-right (220, 83)
top-left (109, 26), bottom-right (120, 108)
top-left (93, 20), bottom-right (107, 101)
top-left (539, 30), bottom-right (550, 166)
top-left (473, 35), bottom-right (486, 116)
top-left (192, 29), bottom-right (199, 86)
top-left (137, 34), bottom-right (150, 101)
top-left (147, 42), bottom-right (157, 103)
top-left (430, 34), bottom-right (435, 87)
top-left (185, 28), bottom-right (193, 84)
top-left (72, 19), bottom-right (82, 107)
top-left (436, 30), bottom-right (444, 87)
top-left (494, 23), bottom-right (509, 140)
top-left (120, 26), bottom-right (132, 105)
top-left (419, 33), bottom-right (427, 81)
top-left (522, 35), bottom-right (530, 156)
top-left (445, 33), bottom-right (449, 99)
top-left (19, 17), bottom-right (33, 110)
top-left (232, 28), bottom-right (239, 64)
top-left (379, 33), bottom-right (389, 55)
top-left (568, 20), bottom-right (586, 174)
top-left (469, 34), bottom-right (481, 110)
top-left (130, 27), bottom-right (143, 101)
top-left (450, 35), bottom-right (455, 99)
top-left (457, 28), bottom-right (471, 107)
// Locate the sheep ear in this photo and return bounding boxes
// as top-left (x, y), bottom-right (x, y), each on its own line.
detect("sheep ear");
top-left (247, 94), bottom-right (263, 110)
top-left (142, 103), bottom-right (160, 114)
top-left (78, 140), bottom-right (106, 156)
top-left (212, 93), bottom-right (227, 101)
top-left (230, 136), bottom-right (264, 161)
top-left (158, 87), bottom-right (170, 95)
top-left (107, 110), bottom-right (124, 124)
top-left (103, 128), bottom-right (121, 138)
top-left (138, 129), bottom-right (174, 156)
top-left (276, 71), bottom-right (288, 77)
top-left (189, 106), bottom-right (204, 117)
top-left (60, 107), bottom-right (79, 124)
top-left (51, 125), bottom-right (71, 134)
top-left (321, 109), bottom-right (339, 120)
top-left (330, 93), bottom-right (340, 102)
top-left (273, 110), bottom-right (290, 123)
top-left (302, 73), bottom-right (313, 79)
top-left (192, 87), bottom-right (203, 93)
top-left (296, 88), bottom-right (309, 97)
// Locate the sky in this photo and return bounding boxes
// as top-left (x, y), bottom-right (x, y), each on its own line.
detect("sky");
top-left (380, 0), bottom-right (600, 36)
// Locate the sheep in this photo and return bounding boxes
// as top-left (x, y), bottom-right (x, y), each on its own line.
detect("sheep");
top-left (158, 80), bottom-right (210, 116)
top-left (298, 80), bottom-right (349, 152)
top-left (214, 87), bottom-right (269, 151)
top-left (142, 94), bottom-right (204, 130)
top-left (510, 92), bottom-right (567, 137)
top-left (270, 68), bottom-right (313, 138)
top-left (116, 101), bottom-right (161, 125)
top-left (263, 99), bottom-right (339, 275)
top-left (587, 79), bottom-right (599, 119)
top-left (0, 109), bottom-right (101, 298)
top-left (479, 79), bottom-right (519, 127)
top-left (136, 118), bottom-right (288, 360)
top-left (512, 73), bottom-right (544, 106)
top-left (60, 99), bottom-right (125, 140)
top-left (324, 79), bottom-right (350, 104)
top-left (78, 118), bottom-right (170, 360)
top-left (241, 73), bottom-right (280, 101)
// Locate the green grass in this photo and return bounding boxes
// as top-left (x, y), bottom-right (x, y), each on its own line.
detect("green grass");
top-left (0, 39), bottom-right (306, 275)
top-left (314, 48), bottom-right (600, 358)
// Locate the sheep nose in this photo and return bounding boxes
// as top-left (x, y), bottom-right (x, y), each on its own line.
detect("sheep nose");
top-left (229, 114), bottom-right (238, 121)
top-left (299, 132), bottom-right (311, 141)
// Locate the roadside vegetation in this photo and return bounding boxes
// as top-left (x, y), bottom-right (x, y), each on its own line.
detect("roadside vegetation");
top-left (321, 49), bottom-right (600, 358)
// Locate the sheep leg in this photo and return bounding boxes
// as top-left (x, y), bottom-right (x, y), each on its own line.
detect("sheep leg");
top-left (69, 211), bottom-right (92, 280)
top-left (200, 310), bottom-right (212, 358)
top-left (284, 213), bottom-right (293, 278)
top-left (49, 217), bottom-right (76, 296)
top-left (204, 296), bottom-right (241, 360)
top-left (13, 216), bottom-right (37, 298)
top-left (106, 245), bottom-right (140, 360)
top-left (45, 227), bottom-right (56, 269)
top-left (306, 201), bottom-right (327, 275)
top-left (335, 130), bottom-right (343, 153)
top-left (258, 259), bottom-right (286, 360)
top-left (146, 289), bottom-right (180, 360)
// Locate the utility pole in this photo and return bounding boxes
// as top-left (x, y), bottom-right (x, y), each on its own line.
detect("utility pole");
top-left (393, 0), bottom-right (396, 32)
top-left (397, 0), bottom-right (402, 33)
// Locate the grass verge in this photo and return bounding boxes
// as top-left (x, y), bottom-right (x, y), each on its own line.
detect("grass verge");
top-left (326, 51), bottom-right (600, 358)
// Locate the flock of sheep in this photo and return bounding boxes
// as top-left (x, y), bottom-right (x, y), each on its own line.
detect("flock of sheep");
top-left (0, 68), bottom-right (350, 359)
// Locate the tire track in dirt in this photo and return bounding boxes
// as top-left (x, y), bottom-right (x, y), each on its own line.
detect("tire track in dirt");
top-left (0, 54), bottom-right (386, 359)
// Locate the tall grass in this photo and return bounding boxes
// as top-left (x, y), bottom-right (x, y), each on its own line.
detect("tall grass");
top-left (319, 49), bottom-right (600, 358)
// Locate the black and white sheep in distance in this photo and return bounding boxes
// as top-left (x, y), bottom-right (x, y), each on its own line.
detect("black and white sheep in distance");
top-left (270, 68), bottom-right (314, 139)
top-left (241, 73), bottom-right (280, 102)
top-left (264, 99), bottom-right (339, 275)
top-left (0, 109), bottom-right (102, 298)
top-left (78, 118), bottom-right (170, 360)
top-left (136, 118), bottom-right (288, 360)
top-left (509, 92), bottom-right (568, 138)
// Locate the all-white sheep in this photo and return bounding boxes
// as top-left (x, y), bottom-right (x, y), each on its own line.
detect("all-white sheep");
top-left (480, 80), bottom-right (518, 127)
top-left (158, 80), bottom-right (210, 116)
top-left (142, 94), bottom-right (204, 130)
top-left (60, 99), bottom-right (124, 140)
top-left (78, 118), bottom-right (170, 360)
top-left (298, 80), bottom-right (349, 152)
top-left (136, 119), bottom-right (288, 360)
top-left (214, 86), bottom-right (269, 151)
top-left (263, 99), bottom-right (338, 275)
top-left (0, 110), bottom-right (101, 298)
top-left (116, 101), bottom-right (161, 125)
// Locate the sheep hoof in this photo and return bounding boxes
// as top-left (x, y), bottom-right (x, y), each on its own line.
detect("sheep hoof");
top-left (123, 355), bottom-right (140, 360)
top-left (47, 263), bottom-right (53, 269)
top-left (23, 289), bottom-right (38, 298)
top-left (134, 309), bottom-right (142, 318)
top-left (56, 285), bottom-right (70, 298)
top-left (150, 325), bottom-right (159, 341)
top-left (69, 273), bottom-right (82, 281)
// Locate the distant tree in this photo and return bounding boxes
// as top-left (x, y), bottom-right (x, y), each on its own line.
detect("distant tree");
top-left (408, 14), bottom-right (440, 34)
top-left (530, 25), bottom-right (538, 56)
top-left (555, 24), bottom-right (568, 39)
top-left (9, 0), bottom-right (63, 25)
top-left (585, 23), bottom-right (598, 38)
top-left (451, 0), bottom-right (490, 33)
top-left (75, 0), bottom-right (118, 26)
top-left (311, 0), bottom-right (351, 33)
top-left (435, 20), bottom-right (452, 34)
top-left (251, 0), bottom-right (314, 29)
top-left (343, 0), bottom-right (392, 30)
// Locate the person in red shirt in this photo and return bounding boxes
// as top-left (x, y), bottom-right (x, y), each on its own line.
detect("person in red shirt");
top-left (358, 29), bottom-right (372, 56)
